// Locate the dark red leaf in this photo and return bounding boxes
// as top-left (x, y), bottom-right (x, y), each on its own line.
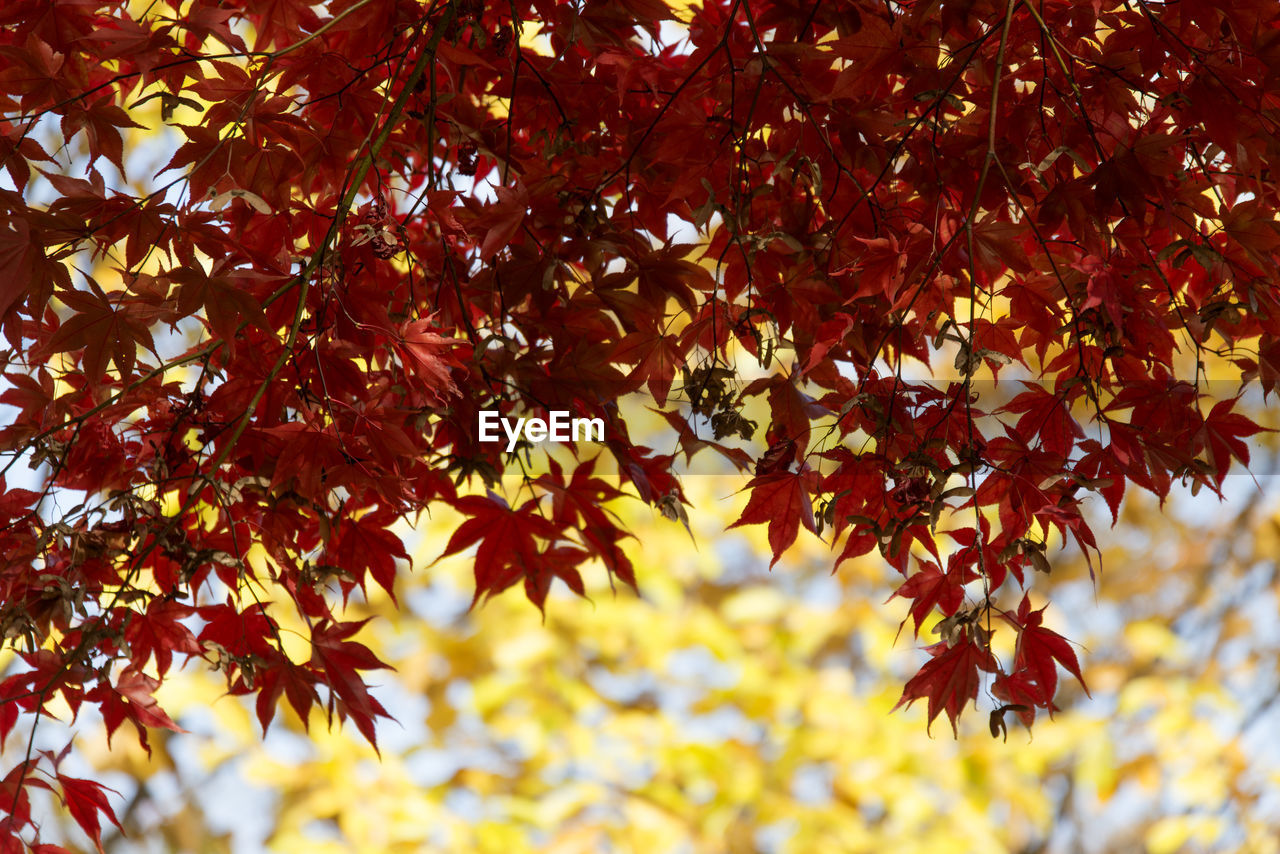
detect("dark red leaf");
top-left (728, 470), bottom-right (818, 567)
top-left (56, 775), bottom-right (122, 854)
top-left (893, 639), bottom-right (997, 736)
top-left (1004, 595), bottom-right (1089, 702)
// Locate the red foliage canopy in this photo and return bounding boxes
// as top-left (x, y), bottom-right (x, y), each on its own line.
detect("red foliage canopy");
top-left (2, 0), bottom-right (1279, 846)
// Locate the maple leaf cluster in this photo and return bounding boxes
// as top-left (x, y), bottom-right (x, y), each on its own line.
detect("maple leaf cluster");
top-left (1, 0), bottom-right (1279, 847)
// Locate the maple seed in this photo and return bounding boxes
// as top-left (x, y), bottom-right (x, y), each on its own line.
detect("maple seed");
top-left (493, 27), bottom-right (513, 55)
top-left (457, 141), bottom-right (479, 175)
top-left (478, 411), bottom-right (605, 452)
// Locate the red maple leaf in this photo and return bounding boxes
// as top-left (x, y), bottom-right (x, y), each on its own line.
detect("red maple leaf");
top-left (1003, 383), bottom-right (1084, 459)
top-left (254, 654), bottom-right (320, 735)
top-left (728, 470), bottom-right (819, 567)
top-left (56, 774), bottom-right (123, 854)
top-left (0, 217), bottom-right (41, 319)
top-left (992, 669), bottom-right (1055, 727)
top-left (1003, 595), bottom-right (1088, 703)
top-left (1200, 398), bottom-right (1263, 486)
top-left (395, 319), bottom-right (465, 403)
top-left (435, 492), bottom-right (561, 607)
top-left (474, 184), bottom-right (528, 259)
top-left (123, 598), bottom-right (200, 678)
top-left (59, 94), bottom-right (145, 176)
top-left (322, 510), bottom-right (410, 603)
top-left (537, 457), bottom-right (637, 589)
top-left (888, 561), bottom-right (966, 637)
top-left (893, 638), bottom-right (997, 736)
top-left (47, 284), bottom-right (156, 381)
top-left (88, 667), bottom-right (185, 754)
top-left (614, 331), bottom-right (685, 405)
top-left (308, 618), bottom-right (393, 750)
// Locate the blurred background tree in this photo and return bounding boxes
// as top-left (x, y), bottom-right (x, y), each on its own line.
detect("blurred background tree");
top-left (12, 431), bottom-right (1278, 853)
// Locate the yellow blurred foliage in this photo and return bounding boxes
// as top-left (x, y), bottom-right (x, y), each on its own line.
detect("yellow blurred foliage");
top-left (49, 454), bottom-right (1275, 854)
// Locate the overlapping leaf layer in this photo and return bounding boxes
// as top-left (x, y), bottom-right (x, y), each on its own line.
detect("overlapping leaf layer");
top-left (2, 0), bottom-right (1278, 847)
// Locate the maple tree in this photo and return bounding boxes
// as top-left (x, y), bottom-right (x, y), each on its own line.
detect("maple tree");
top-left (1, 0), bottom-right (1279, 848)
